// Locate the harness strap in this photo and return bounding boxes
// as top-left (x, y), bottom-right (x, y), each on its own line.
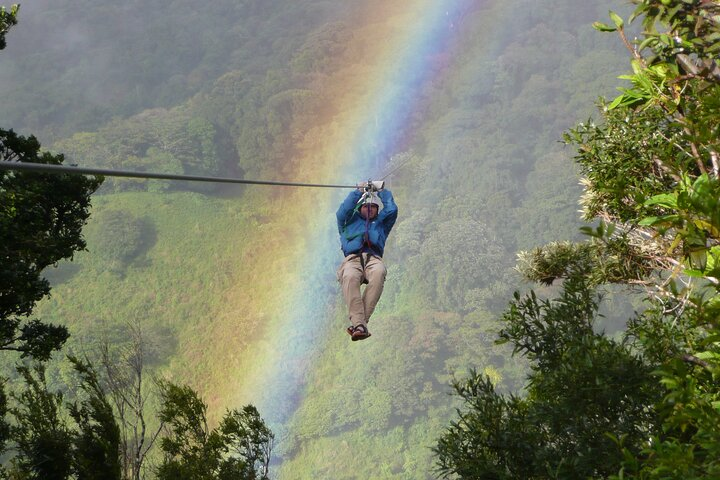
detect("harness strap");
top-left (349, 253), bottom-right (371, 285)
top-left (341, 193), bottom-right (367, 241)
top-left (360, 252), bottom-right (369, 285)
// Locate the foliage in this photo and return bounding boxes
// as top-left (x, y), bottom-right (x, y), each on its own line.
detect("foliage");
top-left (85, 209), bottom-right (151, 273)
top-left (3, 347), bottom-right (271, 480)
top-left (99, 321), bottom-right (162, 480)
top-left (435, 276), bottom-right (659, 479)
top-left (582, 2), bottom-right (720, 475)
top-left (403, 218), bottom-right (507, 312)
top-left (217, 405), bottom-right (274, 480)
top-left (53, 110), bottom-right (223, 193)
top-left (0, 381), bottom-right (9, 479)
top-left (438, 0), bottom-right (720, 478)
top-left (1, 129), bottom-right (102, 360)
top-left (8, 359), bottom-right (121, 480)
top-left (3, 0), bottom-right (634, 477)
top-left (0, 0), bottom-right (347, 139)
top-left (0, 3), bottom-right (17, 50)
top-left (156, 381), bottom-right (273, 480)
top-left (9, 363), bottom-right (73, 479)
top-left (516, 222), bottom-right (659, 287)
top-left (66, 355), bottom-right (122, 480)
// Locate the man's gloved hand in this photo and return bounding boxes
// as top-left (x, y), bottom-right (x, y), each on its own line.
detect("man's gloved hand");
top-left (356, 180), bottom-right (385, 192)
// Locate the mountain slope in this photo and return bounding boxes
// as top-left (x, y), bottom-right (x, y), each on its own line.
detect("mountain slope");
top-left (9, 0), bottom-right (633, 477)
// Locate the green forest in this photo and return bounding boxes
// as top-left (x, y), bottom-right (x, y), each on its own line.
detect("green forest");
top-left (2, 0), bottom-right (720, 478)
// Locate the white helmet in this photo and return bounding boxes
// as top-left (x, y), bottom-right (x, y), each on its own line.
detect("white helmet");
top-left (360, 192), bottom-right (384, 212)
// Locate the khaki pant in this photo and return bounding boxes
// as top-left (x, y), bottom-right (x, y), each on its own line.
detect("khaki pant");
top-left (337, 253), bottom-right (387, 328)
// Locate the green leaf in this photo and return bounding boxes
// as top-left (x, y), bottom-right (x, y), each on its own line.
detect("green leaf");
top-left (695, 349), bottom-right (719, 361)
top-left (689, 249), bottom-right (708, 271)
top-left (667, 4), bottom-right (683, 19)
top-left (631, 59), bottom-right (644, 75)
top-left (638, 216), bottom-right (661, 226)
top-left (629, 5), bottom-right (644, 24)
top-left (705, 32), bottom-right (720, 43)
top-left (608, 94), bottom-right (626, 110)
top-left (684, 268), bottom-right (706, 278)
top-left (645, 193), bottom-right (678, 208)
top-left (638, 214), bottom-right (680, 226)
top-left (660, 377), bottom-right (679, 389)
top-left (609, 10), bottom-right (624, 29)
top-left (593, 22), bottom-right (617, 32)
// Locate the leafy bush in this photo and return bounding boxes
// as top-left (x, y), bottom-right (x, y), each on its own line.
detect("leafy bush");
top-left (87, 209), bottom-right (153, 272)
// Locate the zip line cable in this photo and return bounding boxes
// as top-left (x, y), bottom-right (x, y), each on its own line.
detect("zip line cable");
top-left (0, 161), bottom-right (358, 189)
top-left (379, 155), bottom-right (414, 181)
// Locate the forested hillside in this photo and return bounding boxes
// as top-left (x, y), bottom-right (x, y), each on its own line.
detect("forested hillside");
top-left (1, 0), bottom-right (632, 478)
top-left (0, 0), bottom-right (349, 141)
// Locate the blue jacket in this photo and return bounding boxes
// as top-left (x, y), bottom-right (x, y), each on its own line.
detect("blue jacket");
top-left (336, 189), bottom-right (398, 257)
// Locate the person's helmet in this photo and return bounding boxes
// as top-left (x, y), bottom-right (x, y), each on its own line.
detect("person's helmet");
top-left (364, 192), bottom-right (384, 213)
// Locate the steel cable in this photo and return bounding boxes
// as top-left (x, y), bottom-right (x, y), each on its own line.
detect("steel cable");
top-left (0, 161), bottom-right (358, 189)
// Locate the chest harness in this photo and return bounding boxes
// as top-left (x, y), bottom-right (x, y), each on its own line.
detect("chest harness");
top-left (343, 183), bottom-right (381, 282)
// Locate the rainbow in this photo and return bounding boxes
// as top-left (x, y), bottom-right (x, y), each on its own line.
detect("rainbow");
top-left (206, 0), bottom-right (476, 444)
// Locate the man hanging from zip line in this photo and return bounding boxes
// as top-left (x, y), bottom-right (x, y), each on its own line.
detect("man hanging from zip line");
top-left (336, 180), bottom-right (398, 341)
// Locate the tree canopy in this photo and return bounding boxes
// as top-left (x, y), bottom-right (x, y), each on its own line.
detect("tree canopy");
top-left (1, 9), bottom-right (274, 479)
top-left (436, 0), bottom-right (720, 478)
top-left (1, 0), bottom-right (650, 477)
top-left (156, 381), bottom-right (273, 480)
top-left (1, 125), bottom-right (102, 360)
top-left (0, 4), bottom-right (16, 49)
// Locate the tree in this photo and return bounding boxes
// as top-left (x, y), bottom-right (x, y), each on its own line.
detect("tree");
top-left (0, 380), bottom-right (10, 479)
top-left (8, 358), bottom-right (120, 480)
top-left (0, 4), bottom-right (17, 50)
top-left (0, 9), bottom-right (277, 480)
top-left (67, 356), bottom-right (122, 480)
top-left (569, 2), bottom-right (720, 476)
top-left (100, 322), bottom-right (163, 480)
top-left (87, 209), bottom-right (150, 273)
top-left (1, 9), bottom-right (111, 478)
top-left (156, 381), bottom-right (273, 480)
top-left (437, 0), bottom-right (720, 478)
top-left (434, 275), bottom-right (660, 478)
top-left (1, 129), bottom-right (102, 360)
top-left (9, 363), bottom-right (74, 479)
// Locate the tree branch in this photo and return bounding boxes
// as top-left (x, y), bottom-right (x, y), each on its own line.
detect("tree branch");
top-left (681, 354), bottom-right (710, 369)
top-left (618, 26), bottom-right (645, 66)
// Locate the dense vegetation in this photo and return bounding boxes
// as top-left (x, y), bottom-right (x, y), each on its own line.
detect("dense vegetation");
top-left (1, 6), bottom-right (273, 479)
top-left (436, 1), bottom-right (720, 478)
top-left (0, 0), bottom-right (349, 142)
top-left (3, 0), bottom-right (689, 478)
